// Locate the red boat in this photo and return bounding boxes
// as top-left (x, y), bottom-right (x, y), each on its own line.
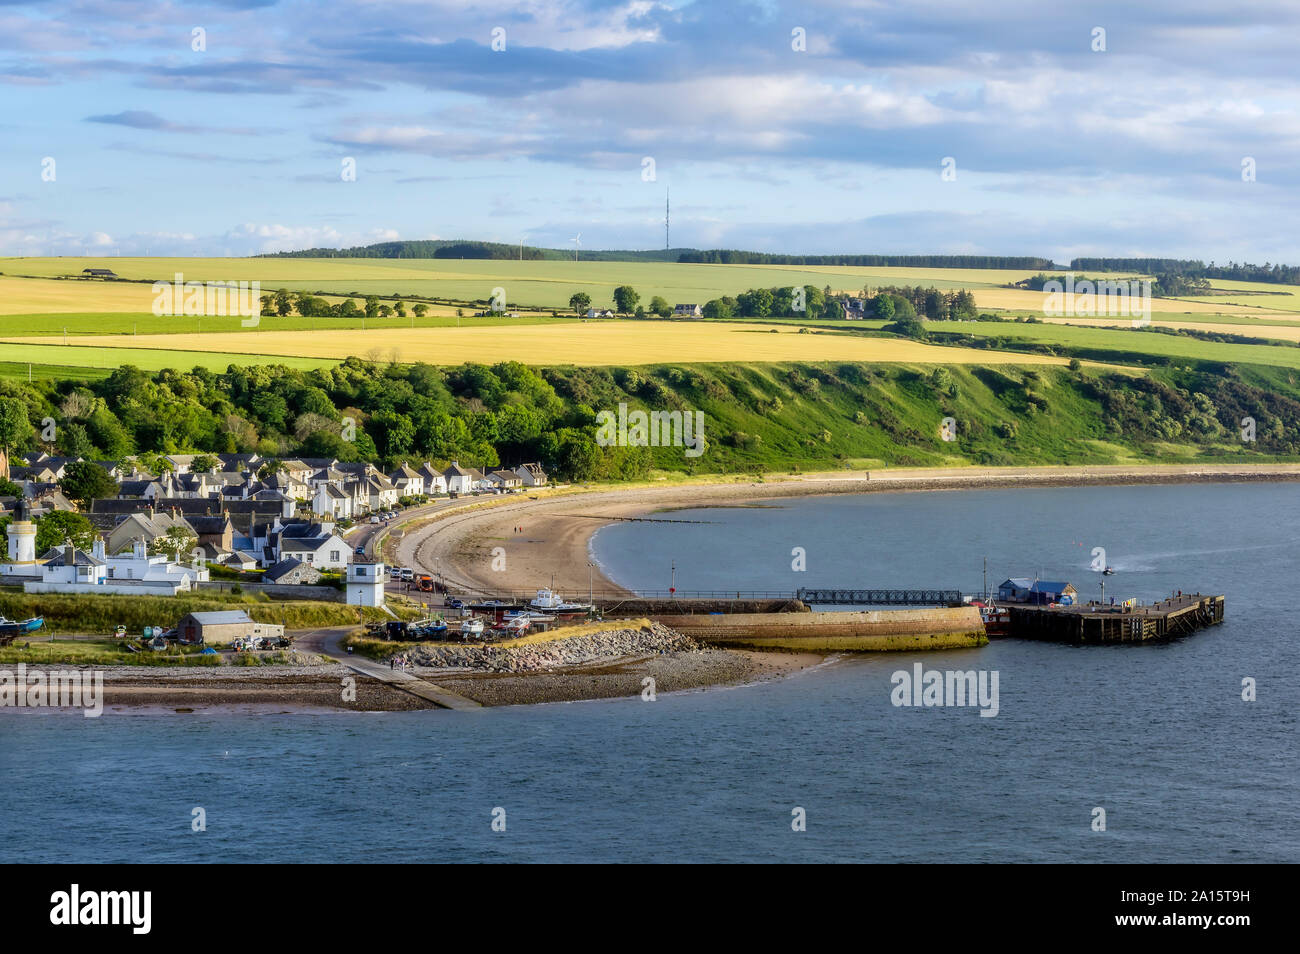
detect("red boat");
top-left (971, 600), bottom-right (1010, 637)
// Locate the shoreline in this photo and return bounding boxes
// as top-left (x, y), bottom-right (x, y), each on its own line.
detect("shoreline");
top-left (9, 462), bottom-right (1291, 714)
top-left (0, 649), bottom-right (825, 712)
top-left (393, 462), bottom-right (1300, 596)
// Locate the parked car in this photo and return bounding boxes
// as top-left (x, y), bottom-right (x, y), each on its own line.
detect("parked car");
top-left (355, 545), bottom-right (366, 556)
top-left (400, 567), bottom-right (414, 581)
top-left (389, 566), bottom-right (402, 580)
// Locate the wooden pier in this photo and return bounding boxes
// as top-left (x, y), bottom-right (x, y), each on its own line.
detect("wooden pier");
top-left (1006, 593), bottom-right (1224, 644)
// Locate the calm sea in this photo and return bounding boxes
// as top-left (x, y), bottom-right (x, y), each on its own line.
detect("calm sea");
top-left (2, 483), bottom-right (1296, 862)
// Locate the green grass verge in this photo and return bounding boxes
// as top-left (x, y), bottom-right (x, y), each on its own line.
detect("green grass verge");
top-left (0, 590), bottom-right (392, 635)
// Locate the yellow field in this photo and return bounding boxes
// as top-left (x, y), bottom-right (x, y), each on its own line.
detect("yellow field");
top-left (0, 275), bottom-right (157, 313)
top-left (13, 321), bottom-right (1075, 367)
top-left (967, 286), bottom-right (1290, 317)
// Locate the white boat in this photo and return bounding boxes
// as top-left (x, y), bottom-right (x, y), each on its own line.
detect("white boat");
top-left (503, 616), bottom-right (532, 634)
top-left (528, 588), bottom-right (592, 614)
top-left (460, 618), bottom-right (485, 638)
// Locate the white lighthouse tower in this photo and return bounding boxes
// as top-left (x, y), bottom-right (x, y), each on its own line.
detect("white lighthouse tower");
top-left (6, 499), bottom-right (37, 564)
top-left (346, 560), bottom-right (386, 607)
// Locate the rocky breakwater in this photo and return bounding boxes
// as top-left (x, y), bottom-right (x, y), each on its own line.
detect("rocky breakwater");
top-left (407, 622), bottom-right (699, 673)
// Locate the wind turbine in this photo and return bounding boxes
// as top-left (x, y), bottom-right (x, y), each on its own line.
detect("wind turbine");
top-left (570, 233), bottom-right (581, 261)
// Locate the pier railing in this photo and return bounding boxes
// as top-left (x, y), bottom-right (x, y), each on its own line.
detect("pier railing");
top-left (797, 587), bottom-right (964, 606)
top-left (435, 584), bottom-right (963, 605)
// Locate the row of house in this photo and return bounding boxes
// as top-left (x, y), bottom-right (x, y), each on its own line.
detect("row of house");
top-left (8, 453), bottom-right (548, 525)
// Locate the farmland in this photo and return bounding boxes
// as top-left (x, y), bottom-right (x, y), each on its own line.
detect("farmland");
top-left (6, 255), bottom-right (1298, 318)
top-left (3, 322), bottom-right (1075, 370)
top-left (4, 257), bottom-right (1300, 379)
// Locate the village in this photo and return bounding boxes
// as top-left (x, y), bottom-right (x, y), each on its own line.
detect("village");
top-left (0, 451), bottom-right (551, 649)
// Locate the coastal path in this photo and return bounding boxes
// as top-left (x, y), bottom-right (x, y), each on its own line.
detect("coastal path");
top-left (295, 626), bottom-right (482, 711)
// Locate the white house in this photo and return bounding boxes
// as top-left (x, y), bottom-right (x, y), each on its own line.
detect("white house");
top-left (418, 464), bottom-right (448, 495)
top-left (312, 482), bottom-right (353, 520)
top-left (389, 463), bottom-right (424, 497)
top-left (22, 540), bottom-right (200, 596)
top-left (485, 469), bottom-right (522, 491)
top-left (673, 303), bottom-right (703, 317)
top-left (364, 474), bottom-right (400, 511)
top-left (36, 545), bottom-right (106, 587)
top-left (443, 461), bottom-right (476, 495)
top-left (101, 538), bottom-right (208, 587)
top-left (273, 524), bottom-right (350, 569)
top-left (514, 462), bottom-right (548, 487)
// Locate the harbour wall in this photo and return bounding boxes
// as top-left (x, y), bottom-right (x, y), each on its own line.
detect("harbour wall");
top-left (650, 606), bottom-right (987, 652)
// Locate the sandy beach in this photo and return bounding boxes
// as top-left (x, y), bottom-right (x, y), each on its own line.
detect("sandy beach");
top-left (391, 462), bottom-right (1300, 595)
top-left (15, 461), bottom-right (1294, 715)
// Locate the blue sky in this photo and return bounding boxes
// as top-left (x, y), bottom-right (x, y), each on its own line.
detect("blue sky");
top-left (1, 0), bottom-right (1298, 261)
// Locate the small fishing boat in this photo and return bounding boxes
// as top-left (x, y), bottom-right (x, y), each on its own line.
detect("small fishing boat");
top-left (427, 618), bottom-right (448, 638)
top-left (528, 588), bottom-right (592, 615)
top-left (460, 618), bottom-right (485, 638)
top-left (0, 616), bottom-right (44, 637)
top-left (502, 615), bottom-right (532, 635)
top-left (970, 600), bottom-right (1010, 637)
top-left (1103, 566), bottom-right (1116, 576)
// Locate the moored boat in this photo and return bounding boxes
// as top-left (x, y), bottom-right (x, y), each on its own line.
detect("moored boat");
top-left (0, 616), bottom-right (44, 637)
top-left (971, 600), bottom-right (1010, 637)
top-left (528, 588), bottom-right (592, 616)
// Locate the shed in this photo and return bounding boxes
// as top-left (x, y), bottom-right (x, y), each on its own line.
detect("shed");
top-left (997, 578), bottom-right (1033, 602)
top-left (175, 610), bottom-right (283, 645)
top-left (1028, 581), bottom-right (1078, 605)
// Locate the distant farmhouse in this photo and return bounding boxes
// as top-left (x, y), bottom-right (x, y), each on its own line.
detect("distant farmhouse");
top-left (81, 268), bottom-right (118, 279)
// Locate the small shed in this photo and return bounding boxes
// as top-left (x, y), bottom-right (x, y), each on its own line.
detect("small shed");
top-left (175, 610), bottom-right (283, 645)
top-left (997, 578), bottom-right (1033, 602)
top-left (1028, 581), bottom-right (1078, 605)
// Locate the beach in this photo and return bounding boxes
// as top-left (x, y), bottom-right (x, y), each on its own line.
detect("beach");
top-left (14, 462), bottom-right (1299, 714)
top-left (391, 462), bottom-right (1300, 595)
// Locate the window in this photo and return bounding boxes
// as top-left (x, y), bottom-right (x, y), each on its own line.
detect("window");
top-left (330, 550), bottom-right (339, 562)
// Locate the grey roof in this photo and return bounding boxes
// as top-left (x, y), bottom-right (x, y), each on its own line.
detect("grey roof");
top-left (280, 536), bottom-right (334, 551)
top-left (41, 545), bottom-right (105, 567)
top-left (264, 558), bottom-right (317, 582)
top-left (184, 610), bottom-right (254, 625)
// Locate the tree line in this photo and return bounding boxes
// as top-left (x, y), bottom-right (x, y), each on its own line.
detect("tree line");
top-left (1071, 258), bottom-right (1300, 286)
top-left (678, 251), bottom-right (1054, 268)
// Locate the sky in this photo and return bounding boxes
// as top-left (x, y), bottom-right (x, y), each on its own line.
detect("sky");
top-left (1, 0), bottom-right (1298, 263)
